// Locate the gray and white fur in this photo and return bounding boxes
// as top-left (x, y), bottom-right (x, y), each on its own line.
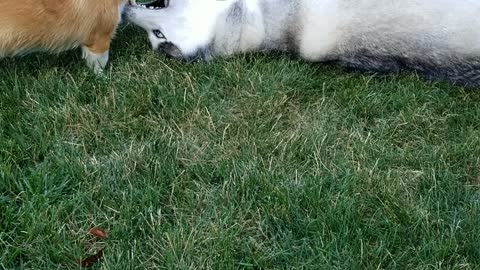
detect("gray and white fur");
top-left (126, 0), bottom-right (480, 87)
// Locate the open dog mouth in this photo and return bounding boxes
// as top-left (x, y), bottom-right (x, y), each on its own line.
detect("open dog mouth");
top-left (128, 0), bottom-right (169, 9)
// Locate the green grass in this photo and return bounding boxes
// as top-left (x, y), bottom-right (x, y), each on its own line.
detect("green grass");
top-left (1, 25), bottom-right (480, 269)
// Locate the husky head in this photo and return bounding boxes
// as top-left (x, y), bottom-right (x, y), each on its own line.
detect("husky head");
top-left (125, 0), bottom-right (230, 60)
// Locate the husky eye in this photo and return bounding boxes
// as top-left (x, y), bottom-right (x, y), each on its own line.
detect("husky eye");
top-left (153, 29), bottom-right (165, 39)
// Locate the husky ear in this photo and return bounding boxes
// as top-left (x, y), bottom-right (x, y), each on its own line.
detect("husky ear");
top-left (158, 42), bottom-right (184, 60)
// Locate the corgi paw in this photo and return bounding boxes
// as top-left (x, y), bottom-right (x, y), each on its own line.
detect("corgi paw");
top-left (82, 47), bottom-right (109, 75)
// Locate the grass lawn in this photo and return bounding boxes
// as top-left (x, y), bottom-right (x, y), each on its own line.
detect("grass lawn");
top-left (1, 25), bottom-right (480, 269)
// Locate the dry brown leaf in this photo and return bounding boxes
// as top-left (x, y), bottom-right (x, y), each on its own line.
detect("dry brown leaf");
top-left (88, 227), bottom-right (108, 239)
top-left (77, 249), bottom-right (104, 268)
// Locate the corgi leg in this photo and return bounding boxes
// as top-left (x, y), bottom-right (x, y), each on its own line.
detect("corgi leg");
top-left (82, 36), bottom-right (112, 74)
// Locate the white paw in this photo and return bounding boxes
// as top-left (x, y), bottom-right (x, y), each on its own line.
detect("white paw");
top-left (82, 47), bottom-right (109, 75)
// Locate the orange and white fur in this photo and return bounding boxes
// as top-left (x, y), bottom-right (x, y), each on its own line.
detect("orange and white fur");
top-left (0, 0), bottom-right (128, 74)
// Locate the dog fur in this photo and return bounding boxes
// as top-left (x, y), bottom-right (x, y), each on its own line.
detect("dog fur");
top-left (126, 0), bottom-right (480, 87)
top-left (0, 0), bottom-right (128, 74)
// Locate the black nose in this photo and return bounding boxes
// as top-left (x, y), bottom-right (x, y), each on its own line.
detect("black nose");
top-left (158, 42), bottom-right (184, 60)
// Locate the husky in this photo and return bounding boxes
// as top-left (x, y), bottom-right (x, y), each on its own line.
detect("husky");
top-left (125, 0), bottom-right (480, 87)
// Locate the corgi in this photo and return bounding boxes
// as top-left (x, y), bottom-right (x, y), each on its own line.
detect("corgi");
top-left (0, 0), bottom-right (129, 74)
